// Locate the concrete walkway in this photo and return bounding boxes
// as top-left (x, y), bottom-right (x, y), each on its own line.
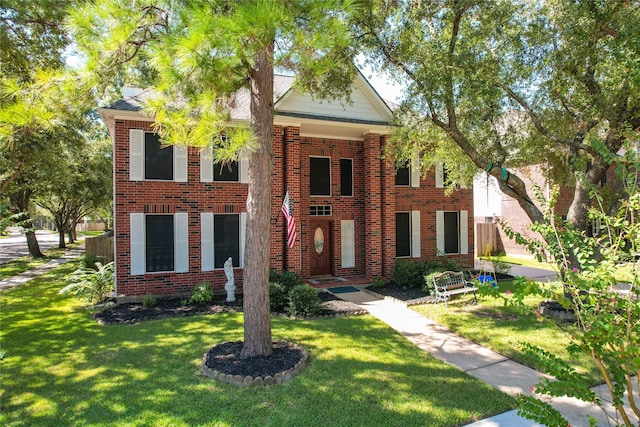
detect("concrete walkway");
top-left (0, 247), bottom-right (85, 292)
top-left (333, 287), bottom-right (638, 427)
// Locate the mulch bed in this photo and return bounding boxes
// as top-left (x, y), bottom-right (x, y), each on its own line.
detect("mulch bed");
top-left (364, 283), bottom-right (432, 304)
top-left (94, 290), bottom-right (364, 325)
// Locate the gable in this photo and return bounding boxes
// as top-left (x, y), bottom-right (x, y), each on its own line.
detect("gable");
top-left (275, 73), bottom-right (392, 125)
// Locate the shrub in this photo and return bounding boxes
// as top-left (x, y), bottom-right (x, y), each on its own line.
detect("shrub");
top-left (189, 281), bottom-right (213, 304)
top-left (269, 270), bottom-right (303, 292)
top-left (83, 255), bottom-right (100, 270)
top-left (392, 259), bottom-right (429, 288)
top-left (287, 285), bottom-right (322, 317)
top-left (61, 261), bottom-right (114, 304)
top-left (269, 281), bottom-right (288, 312)
top-left (422, 272), bottom-right (441, 295)
top-left (142, 294), bottom-right (157, 308)
top-left (370, 276), bottom-right (386, 288)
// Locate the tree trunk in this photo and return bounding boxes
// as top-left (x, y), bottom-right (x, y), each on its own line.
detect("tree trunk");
top-left (58, 227), bottom-right (66, 249)
top-left (241, 44), bottom-right (274, 358)
top-left (25, 229), bottom-right (44, 258)
top-left (11, 188), bottom-right (44, 258)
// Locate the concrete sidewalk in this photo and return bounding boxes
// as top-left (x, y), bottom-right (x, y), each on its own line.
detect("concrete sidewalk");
top-left (333, 288), bottom-right (638, 427)
top-left (0, 247), bottom-right (85, 292)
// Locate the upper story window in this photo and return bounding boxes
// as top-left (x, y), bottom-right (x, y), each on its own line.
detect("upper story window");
top-left (200, 146), bottom-right (247, 183)
top-left (395, 162), bottom-right (410, 186)
top-left (145, 133), bottom-right (174, 180)
top-left (214, 161), bottom-right (239, 182)
top-left (129, 129), bottom-right (187, 182)
top-left (310, 156), bottom-right (331, 196)
top-left (340, 158), bottom-right (353, 196)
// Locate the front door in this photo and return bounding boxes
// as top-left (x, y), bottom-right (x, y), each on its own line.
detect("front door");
top-left (310, 220), bottom-right (332, 276)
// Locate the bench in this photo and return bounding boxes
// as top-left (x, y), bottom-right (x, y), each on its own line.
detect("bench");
top-left (432, 271), bottom-right (478, 306)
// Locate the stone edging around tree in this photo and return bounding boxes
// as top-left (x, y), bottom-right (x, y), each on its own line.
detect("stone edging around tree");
top-left (201, 341), bottom-right (309, 386)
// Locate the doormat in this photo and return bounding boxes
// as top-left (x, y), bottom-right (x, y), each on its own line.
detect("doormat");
top-left (328, 286), bottom-right (360, 294)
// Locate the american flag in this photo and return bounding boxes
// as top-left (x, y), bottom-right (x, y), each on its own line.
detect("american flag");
top-left (281, 190), bottom-right (297, 249)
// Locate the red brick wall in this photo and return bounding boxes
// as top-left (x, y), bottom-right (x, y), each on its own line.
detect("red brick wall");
top-left (113, 119), bottom-right (475, 297)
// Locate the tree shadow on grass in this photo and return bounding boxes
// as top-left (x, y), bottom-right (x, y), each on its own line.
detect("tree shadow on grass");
top-left (1, 267), bottom-right (515, 427)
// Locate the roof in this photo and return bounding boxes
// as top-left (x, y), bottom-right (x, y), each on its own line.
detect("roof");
top-left (99, 72), bottom-right (392, 140)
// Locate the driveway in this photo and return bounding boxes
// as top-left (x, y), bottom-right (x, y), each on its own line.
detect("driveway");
top-left (0, 230), bottom-right (62, 265)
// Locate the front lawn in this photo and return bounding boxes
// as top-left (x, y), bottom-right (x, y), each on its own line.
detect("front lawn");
top-left (0, 261), bottom-right (515, 427)
top-left (412, 281), bottom-right (603, 386)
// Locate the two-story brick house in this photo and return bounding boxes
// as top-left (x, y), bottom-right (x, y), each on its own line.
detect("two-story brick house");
top-left (99, 72), bottom-right (474, 298)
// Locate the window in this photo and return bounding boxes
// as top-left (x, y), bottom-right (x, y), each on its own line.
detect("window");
top-left (310, 205), bottom-right (332, 216)
top-left (130, 213), bottom-right (189, 275)
top-left (201, 212), bottom-right (246, 271)
top-left (395, 212), bottom-right (411, 257)
top-left (129, 129), bottom-right (187, 182)
top-left (214, 161), bottom-right (239, 182)
top-left (310, 157), bottom-right (331, 196)
top-left (395, 162), bottom-right (410, 186)
top-left (200, 146), bottom-right (247, 183)
top-left (436, 210), bottom-right (468, 255)
top-left (340, 158), bottom-right (353, 196)
top-left (145, 133), bottom-right (174, 180)
top-left (145, 215), bottom-right (174, 272)
top-left (395, 211), bottom-right (421, 258)
top-left (443, 212), bottom-right (459, 254)
top-left (214, 214), bottom-right (240, 268)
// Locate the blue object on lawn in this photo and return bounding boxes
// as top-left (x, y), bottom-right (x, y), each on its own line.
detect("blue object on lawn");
top-left (477, 275), bottom-right (498, 287)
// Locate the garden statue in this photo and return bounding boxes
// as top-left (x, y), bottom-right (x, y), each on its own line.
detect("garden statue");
top-left (224, 257), bottom-right (236, 302)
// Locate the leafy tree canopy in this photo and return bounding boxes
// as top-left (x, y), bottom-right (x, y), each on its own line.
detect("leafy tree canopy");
top-left (356, 0), bottom-right (640, 231)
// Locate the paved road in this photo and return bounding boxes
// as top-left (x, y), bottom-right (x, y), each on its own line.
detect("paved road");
top-left (0, 230), bottom-right (62, 265)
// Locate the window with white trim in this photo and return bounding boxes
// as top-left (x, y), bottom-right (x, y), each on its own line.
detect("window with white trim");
top-left (395, 211), bottom-right (421, 258)
top-left (396, 154), bottom-right (420, 187)
top-left (129, 129), bottom-right (187, 182)
top-left (129, 213), bottom-right (189, 275)
top-left (201, 212), bottom-right (246, 271)
top-left (436, 210), bottom-right (468, 255)
top-left (340, 158), bottom-right (353, 196)
top-left (200, 146), bottom-right (248, 183)
top-left (310, 156), bottom-right (331, 196)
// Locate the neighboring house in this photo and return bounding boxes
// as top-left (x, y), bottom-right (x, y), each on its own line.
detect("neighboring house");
top-left (99, 72), bottom-right (474, 298)
top-left (474, 163), bottom-right (623, 257)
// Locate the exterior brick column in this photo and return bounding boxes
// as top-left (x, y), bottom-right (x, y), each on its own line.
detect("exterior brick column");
top-left (363, 133), bottom-right (383, 279)
top-left (380, 136), bottom-right (396, 279)
top-left (284, 126), bottom-right (301, 273)
top-left (270, 126), bottom-right (285, 272)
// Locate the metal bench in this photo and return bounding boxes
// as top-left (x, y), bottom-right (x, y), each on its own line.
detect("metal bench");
top-left (432, 271), bottom-right (478, 306)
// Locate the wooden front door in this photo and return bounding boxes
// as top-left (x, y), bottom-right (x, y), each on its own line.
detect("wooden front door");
top-left (310, 220), bottom-right (332, 276)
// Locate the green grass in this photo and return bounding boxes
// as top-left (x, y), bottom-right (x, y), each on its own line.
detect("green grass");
top-left (412, 282), bottom-right (603, 387)
top-left (0, 242), bottom-right (85, 281)
top-left (0, 260), bottom-right (515, 427)
top-left (479, 255), bottom-right (556, 271)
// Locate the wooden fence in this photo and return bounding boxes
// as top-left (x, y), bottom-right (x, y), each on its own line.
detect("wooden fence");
top-left (86, 233), bottom-right (114, 264)
top-left (476, 222), bottom-right (499, 256)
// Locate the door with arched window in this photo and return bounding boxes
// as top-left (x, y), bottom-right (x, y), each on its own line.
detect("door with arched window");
top-left (310, 220), bottom-right (332, 276)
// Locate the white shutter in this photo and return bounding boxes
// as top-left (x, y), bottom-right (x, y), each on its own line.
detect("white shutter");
top-left (435, 161), bottom-right (444, 188)
top-left (340, 220), bottom-right (355, 268)
top-left (239, 150), bottom-right (249, 183)
top-left (129, 129), bottom-right (144, 181)
top-left (411, 152), bottom-right (420, 188)
top-left (200, 147), bottom-right (213, 183)
top-left (239, 212), bottom-right (247, 268)
top-left (174, 145), bottom-right (188, 182)
top-left (130, 213), bottom-right (145, 275)
top-left (174, 213), bottom-right (189, 272)
top-left (201, 213), bottom-right (214, 271)
top-left (436, 210), bottom-right (445, 253)
top-left (460, 210), bottom-right (468, 255)
top-left (411, 211), bottom-right (421, 258)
